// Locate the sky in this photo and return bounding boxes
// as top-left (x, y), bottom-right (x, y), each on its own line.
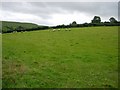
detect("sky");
top-left (0, 1), bottom-right (119, 26)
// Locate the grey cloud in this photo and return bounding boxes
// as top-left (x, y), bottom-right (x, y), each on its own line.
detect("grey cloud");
top-left (2, 2), bottom-right (68, 19)
top-left (1, 2), bottom-right (118, 23)
top-left (46, 2), bottom-right (118, 18)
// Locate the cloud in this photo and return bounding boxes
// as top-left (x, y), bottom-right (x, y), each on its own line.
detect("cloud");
top-left (1, 2), bottom-right (118, 26)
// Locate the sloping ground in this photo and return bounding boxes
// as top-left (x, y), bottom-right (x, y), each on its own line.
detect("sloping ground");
top-left (1, 21), bottom-right (41, 33)
top-left (2, 26), bottom-right (118, 88)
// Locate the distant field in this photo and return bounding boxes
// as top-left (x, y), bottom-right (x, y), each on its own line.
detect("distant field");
top-left (0, 21), bottom-right (47, 33)
top-left (2, 26), bottom-right (118, 88)
top-left (1, 21), bottom-right (40, 33)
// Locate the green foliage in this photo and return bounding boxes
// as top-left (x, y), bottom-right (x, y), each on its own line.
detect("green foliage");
top-left (2, 26), bottom-right (118, 88)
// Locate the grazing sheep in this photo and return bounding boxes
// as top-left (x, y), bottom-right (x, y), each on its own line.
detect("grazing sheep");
top-left (58, 29), bottom-right (60, 31)
top-left (65, 28), bottom-right (68, 31)
top-left (53, 29), bottom-right (56, 32)
top-left (68, 28), bottom-right (71, 31)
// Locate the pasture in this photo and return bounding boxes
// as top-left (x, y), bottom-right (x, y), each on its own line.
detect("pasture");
top-left (2, 26), bottom-right (118, 88)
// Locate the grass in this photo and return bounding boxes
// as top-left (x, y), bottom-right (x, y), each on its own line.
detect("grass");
top-left (2, 26), bottom-right (118, 88)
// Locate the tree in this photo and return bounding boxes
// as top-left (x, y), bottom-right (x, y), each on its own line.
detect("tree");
top-left (109, 17), bottom-right (117, 23)
top-left (61, 24), bottom-right (65, 28)
top-left (71, 21), bottom-right (77, 27)
top-left (91, 16), bottom-right (101, 23)
top-left (72, 21), bottom-right (77, 24)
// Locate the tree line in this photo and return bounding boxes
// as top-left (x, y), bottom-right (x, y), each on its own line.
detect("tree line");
top-left (52, 16), bottom-right (120, 29)
top-left (2, 16), bottom-right (120, 33)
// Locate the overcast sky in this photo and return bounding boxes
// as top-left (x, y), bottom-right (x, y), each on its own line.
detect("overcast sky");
top-left (0, 2), bottom-right (119, 26)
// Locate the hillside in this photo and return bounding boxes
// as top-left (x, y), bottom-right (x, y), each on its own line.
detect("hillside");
top-left (1, 21), bottom-right (49, 33)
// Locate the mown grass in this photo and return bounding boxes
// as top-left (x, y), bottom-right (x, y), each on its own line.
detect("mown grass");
top-left (2, 26), bottom-right (118, 88)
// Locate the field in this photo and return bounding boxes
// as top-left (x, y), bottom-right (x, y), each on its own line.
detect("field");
top-left (2, 26), bottom-right (118, 88)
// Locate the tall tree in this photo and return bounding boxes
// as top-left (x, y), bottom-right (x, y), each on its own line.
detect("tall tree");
top-left (71, 21), bottom-right (77, 27)
top-left (109, 17), bottom-right (117, 23)
top-left (91, 16), bottom-right (101, 23)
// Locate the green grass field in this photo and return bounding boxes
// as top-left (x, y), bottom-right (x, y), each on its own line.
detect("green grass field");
top-left (2, 26), bottom-right (118, 88)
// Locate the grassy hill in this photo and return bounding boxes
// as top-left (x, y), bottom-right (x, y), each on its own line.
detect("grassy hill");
top-left (2, 26), bottom-right (118, 88)
top-left (1, 21), bottom-right (48, 33)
